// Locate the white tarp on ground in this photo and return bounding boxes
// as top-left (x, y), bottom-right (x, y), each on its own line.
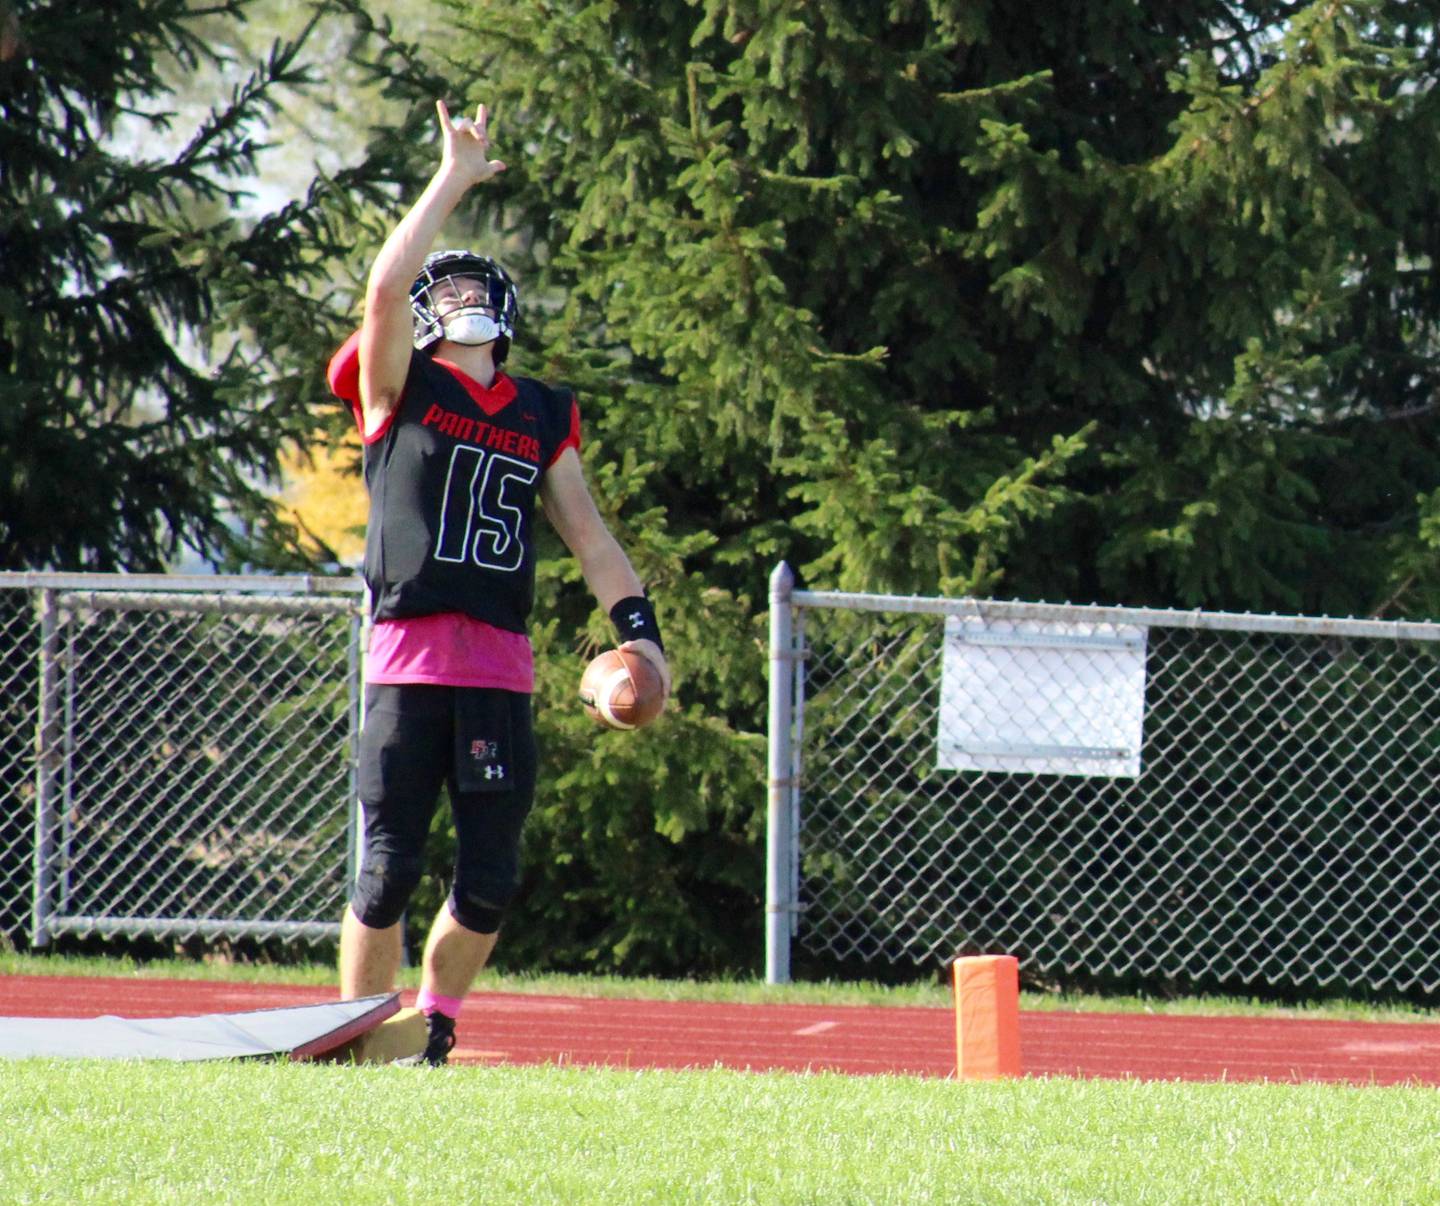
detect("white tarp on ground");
top-left (0, 993), bottom-right (397, 1061)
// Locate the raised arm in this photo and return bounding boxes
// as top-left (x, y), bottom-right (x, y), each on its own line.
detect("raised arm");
top-left (540, 448), bottom-right (672, 697)
top-left (357, 100), bottom-right (507, 436)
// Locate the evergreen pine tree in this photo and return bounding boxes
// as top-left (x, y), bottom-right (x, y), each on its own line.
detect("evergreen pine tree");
top-left (0, 0), bottom-right (387, 570)
top-left (320, 0), bottom-right (1440, 975)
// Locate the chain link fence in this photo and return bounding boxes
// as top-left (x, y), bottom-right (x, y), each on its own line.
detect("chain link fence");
top-left (766, 564), bottom-right (1440, 997)
top-left (1, 573), bottom-right (365, 952)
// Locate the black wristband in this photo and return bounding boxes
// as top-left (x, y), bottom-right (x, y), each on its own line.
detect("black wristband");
top-left (610, 595), bottom-right (663, 652)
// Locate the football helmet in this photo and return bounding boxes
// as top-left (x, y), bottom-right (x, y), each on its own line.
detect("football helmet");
top-left (410, 250), bottom-right (519, 362)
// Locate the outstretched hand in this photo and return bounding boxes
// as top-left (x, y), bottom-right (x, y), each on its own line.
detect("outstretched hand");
top-left (436, 99), bottom-right (507, 185)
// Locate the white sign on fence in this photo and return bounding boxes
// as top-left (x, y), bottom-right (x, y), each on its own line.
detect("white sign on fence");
top-left (936, 616), bottom-right (1148, 778)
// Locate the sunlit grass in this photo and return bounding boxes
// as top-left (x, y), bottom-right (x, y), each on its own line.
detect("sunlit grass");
top-left (3, 1059), bottom-right (1439, 1204)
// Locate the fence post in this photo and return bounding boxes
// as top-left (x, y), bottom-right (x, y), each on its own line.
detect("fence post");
top-left (766, 561), bottom-right (796, 984)
top-left (31, 589), bottom-right (60, 947)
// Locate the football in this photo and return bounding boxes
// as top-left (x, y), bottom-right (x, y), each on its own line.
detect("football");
top-left (579, 647), bottom-right (665, 731)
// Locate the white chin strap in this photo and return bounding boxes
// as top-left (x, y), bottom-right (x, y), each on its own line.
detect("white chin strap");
top-left (441, 310), bottom-right (500, 346)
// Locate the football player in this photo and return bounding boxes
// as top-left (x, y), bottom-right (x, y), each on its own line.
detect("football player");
top-left (327, 99), bottom-right (669, 1065)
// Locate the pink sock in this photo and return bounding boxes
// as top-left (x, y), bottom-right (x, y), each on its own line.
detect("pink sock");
top-left (417, 988), bottom-right (463, 1020)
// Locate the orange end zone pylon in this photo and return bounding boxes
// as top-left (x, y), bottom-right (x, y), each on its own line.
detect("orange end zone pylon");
top-left (954, 954), bottom-right (1021, 1080)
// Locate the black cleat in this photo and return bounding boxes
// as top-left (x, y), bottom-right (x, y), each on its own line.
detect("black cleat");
top-left (420, 1010), bottom-right (456, 1067)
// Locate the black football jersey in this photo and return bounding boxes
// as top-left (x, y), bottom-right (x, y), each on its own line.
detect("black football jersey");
top-left (359, 351), bottom-right (579, 632)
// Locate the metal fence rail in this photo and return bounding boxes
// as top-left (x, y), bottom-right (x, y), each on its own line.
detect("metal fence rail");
top-left (0, 573), bottom-right (365, 950)
top-left (766, 563), bottom-right (1440, 996)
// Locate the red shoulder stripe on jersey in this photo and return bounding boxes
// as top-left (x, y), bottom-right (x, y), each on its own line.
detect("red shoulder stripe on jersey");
top-left (327, 330), bottom-right (361, 402)
top-left (547, 395), bottom-right (582, 468)
top-left (328, 329), bottom-right (399, 444)
top-left (327, 329), bottom-right (365, 437)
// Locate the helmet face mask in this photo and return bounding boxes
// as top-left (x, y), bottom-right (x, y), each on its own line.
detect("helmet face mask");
top-left (437, 303), bottom-right (502, 348)
top-left (410, 250), bottom-right (519, 362)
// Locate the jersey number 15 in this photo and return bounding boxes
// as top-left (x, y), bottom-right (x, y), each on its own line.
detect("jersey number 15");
top-left (434, 445), bottom-right (539, 572)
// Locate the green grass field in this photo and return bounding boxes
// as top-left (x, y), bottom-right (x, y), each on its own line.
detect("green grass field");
top-left (6, 954), bottom-right (1440, 1201)
top-left (5, 1058), bottom-right (1440, 1204)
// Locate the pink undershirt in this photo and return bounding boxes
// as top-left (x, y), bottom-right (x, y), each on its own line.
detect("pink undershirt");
top-left (366, 612), bottom-right (534, 693)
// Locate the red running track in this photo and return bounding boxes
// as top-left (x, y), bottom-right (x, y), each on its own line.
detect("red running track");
top-left (4, 974), bottom-right (1440, 1086)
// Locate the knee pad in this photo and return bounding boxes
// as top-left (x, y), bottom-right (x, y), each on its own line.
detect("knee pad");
top-left (351, 851), bottom-right (424, 929)
top-left (447, 875), bottom-right (519, 935)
